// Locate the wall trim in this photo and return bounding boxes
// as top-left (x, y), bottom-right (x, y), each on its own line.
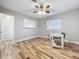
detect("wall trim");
top-left (64, 40), bottom-right (79, 45)
top-left (40, 36), bottom-right (79, 45)
top-left (15, 36), bottom-right (38, 42)
top-left (15, 36), bottom-right (79, 45)
top-left (39, 36), bottom-right (48, 39)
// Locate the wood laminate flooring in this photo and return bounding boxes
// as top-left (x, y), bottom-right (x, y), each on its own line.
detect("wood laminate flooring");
top-left (1, 38), bottom-right (79, 59)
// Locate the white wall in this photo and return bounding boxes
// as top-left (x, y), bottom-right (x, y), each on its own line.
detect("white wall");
top-left (0, 7), bottom-right (39, 40)
top-left (39, 9), bottom-right (79, 42)
top-left (0, 7), bottom-right (79, 43)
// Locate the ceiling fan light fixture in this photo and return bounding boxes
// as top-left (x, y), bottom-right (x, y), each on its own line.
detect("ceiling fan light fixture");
top-left (38, 11), bottom-right (46, 15)
top-left (32, 0), bottom-right (52, 15)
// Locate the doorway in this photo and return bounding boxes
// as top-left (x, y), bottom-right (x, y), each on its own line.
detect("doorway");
top-left (0, 13), bottom-right (15, 59)
top-left (0, 13), bottom-right (15, 41)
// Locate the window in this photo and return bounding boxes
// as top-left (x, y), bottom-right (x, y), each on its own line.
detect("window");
top-left (47, 19), bottom-right (61, 30)
top-left (24, 19), bottom-right (36, 28)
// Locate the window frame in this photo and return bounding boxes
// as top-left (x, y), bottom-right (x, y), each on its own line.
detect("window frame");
top-left (23, 18), bottom-right (36, 29)
top-left (47, 18), bottom-right (62, 30)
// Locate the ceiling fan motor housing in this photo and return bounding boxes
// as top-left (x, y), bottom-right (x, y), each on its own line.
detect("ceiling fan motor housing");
top-left (32, 0), bottom-right (37, 2)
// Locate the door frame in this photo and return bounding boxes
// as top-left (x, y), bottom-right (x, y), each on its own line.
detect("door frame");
top-left (0, 13), bottom-right (15, 42)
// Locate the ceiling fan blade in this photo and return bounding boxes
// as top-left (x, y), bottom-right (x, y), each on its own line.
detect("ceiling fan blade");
top-left (35, 5), bottom-right (39, 8)
top-left (33, 11), bottom-right (38, 13)
top-left (43, 5), bottom-right (50, 11)
top-left (46, 11), bottom-right (50, 13)
top-left (46, 5), bottom-right (50, 9)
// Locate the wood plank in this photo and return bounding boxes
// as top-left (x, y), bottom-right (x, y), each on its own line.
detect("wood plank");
top-left (1, 38), bottom-right (79, 59)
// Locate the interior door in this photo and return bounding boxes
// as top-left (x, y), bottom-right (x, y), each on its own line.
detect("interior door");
top-left (0, 13), bottom-right (15, 41)
top-left (0, 13), bottom-right (2, 49)
top-left (0, 16), bottom-right (1, 41)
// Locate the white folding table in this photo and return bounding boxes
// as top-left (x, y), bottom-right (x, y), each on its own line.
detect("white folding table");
top-left (49, 33), bottom-right (64, 49)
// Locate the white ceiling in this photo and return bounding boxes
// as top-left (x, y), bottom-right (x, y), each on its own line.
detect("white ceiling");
top-left (0, 0), bottom-right (79, 19)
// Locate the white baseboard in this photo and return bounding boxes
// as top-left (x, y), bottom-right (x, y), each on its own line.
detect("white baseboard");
top-left (15, 36), bottom-right (47, 43)
top-left (40, 36), bottom-right (79, 45)
top-left (15, 36), bottom-right (38, 42)
top-left (15, 36), bottom-right (79, 45)
top-left (65, 40), bottom-right (79, 45)
top-left (40, 36), bottom-right (48, 39)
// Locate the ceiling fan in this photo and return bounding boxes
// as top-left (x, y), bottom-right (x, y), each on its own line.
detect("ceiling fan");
top-left (32, 0), bottom-right (52, 15)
